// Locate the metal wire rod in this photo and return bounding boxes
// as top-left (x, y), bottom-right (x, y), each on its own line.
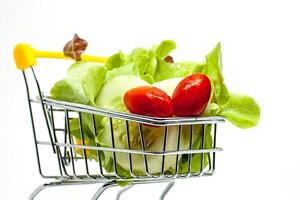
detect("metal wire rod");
top-left (37, 97), bottom-right (226, 126)
top-left (29, 180), bottom-right (101, 200)
top-left (115, 185), bottom-right (134, 200)
top-left (160, 181), bottom-right (175, 200)
top-left (36, 141), bottom-right (222, 155)
top-left (91, 181), bottom-right (118, 200)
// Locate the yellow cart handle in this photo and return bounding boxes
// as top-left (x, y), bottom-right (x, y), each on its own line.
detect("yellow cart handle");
top-left (13, 43), bottom-right (108, 70)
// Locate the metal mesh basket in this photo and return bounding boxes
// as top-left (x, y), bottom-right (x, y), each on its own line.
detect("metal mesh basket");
top-left (15, 44), bottom-right (225, 200)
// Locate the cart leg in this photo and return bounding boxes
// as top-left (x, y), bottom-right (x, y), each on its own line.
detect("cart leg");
top-left (115, 185), bottom-right (134, 200)
top-left (29, 181), bottom-right (65, 200)
top-left (29, 180), bottom-right (100, 200)
top-left (91, 180), bottom-right (118, 200)
top-left (29, 183), bottom-right (49, 200)
top-left (29, 181), bottom-right (78, 200)
top-left (159, 181), bottom-right (175, 200)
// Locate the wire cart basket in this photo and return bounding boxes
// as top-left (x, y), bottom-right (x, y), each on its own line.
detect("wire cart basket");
top-left (14, 43), bottom-right (225, 200)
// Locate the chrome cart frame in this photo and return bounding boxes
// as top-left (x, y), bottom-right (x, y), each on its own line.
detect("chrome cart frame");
top-left (14, 44), bottom-right (225, 200)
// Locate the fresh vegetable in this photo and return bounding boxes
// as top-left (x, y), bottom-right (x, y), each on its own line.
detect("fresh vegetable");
top-left (124, 86), bottom-right (173, 117)
top-left (50, 39), bottom-right (260, 184)
top-left (197, 43), bottom-right (260, 128)
top-left (95, 75), bottom-right (149, 111)
top-left (172, 73), bottom-right (211, 117)
top-left (95, 75), bottom-right (205, 174)
top-left (51, 61), bottom-right (106, 105)
top-left (219, 93), bottom-right (260, 128)
top-left (104, 40), bottom-right (190, 84)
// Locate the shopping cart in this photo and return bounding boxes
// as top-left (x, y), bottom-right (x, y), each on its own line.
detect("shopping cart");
top-left (13, 43), bottom-right (225, 200)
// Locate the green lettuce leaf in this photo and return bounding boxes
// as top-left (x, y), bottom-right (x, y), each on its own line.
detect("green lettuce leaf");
top-left (201, 42), bottom-right (230, 106)
top-left (51, 61), bottom-right (107, 105)
top-left (154, 60), bottom-right (190, 82)
top-left (155, 40), bottom-right (176, 59)
top-left (105, 63), bottom-right (139, 81)
top-left (103, 40), bottom-right (187, 83)
top-left (178, 61), bottom-right (206, 74)
top-left (105, 51), bottom-right (126, 70)
top-left (153, 40), bottom-right (191, 81)
top-left (219, 93), bottom-right (260, 128)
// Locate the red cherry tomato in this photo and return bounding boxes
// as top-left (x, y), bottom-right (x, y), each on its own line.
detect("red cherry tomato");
top-left (124, 86), bottom-right (173, 117)
top-left (172, 73), bottom-right (211, 117)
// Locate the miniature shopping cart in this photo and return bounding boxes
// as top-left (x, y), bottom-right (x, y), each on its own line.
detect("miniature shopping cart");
top-left (13, 44), bottom-right (225, 200)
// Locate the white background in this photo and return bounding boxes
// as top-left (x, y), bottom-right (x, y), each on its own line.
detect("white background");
top-left (1, 0), bottom-right (300, 199)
